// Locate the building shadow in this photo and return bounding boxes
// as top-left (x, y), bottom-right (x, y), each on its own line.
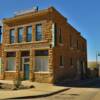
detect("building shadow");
top-left (54, 78), bottom-right (100, 88)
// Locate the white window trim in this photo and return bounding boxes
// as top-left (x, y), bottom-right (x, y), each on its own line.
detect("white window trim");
top-left (34, 72), bottom-right (51, 73)
top-left (5, 71), bottom-right (16, 72)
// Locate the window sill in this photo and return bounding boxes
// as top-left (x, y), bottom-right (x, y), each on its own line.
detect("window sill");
top-left (60, 66), bottom-right (64, 68)
top-left (5, 71), bottom-right (16, 72)
top-left (34, 72), bottom-right (51, 74)
top-left (5, 40), bottom-right (48, 46)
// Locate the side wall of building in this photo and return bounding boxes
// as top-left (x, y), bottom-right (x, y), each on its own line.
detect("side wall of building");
top-left (0, 44), bottom-right (2, 79)
top-left (50, 8), bottom-right (87, 83)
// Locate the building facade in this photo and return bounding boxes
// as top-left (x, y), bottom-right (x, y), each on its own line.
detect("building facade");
top-left (1, 7), bottom-right (87, 83)
top-left (0, 26), bottom-right (2, 79)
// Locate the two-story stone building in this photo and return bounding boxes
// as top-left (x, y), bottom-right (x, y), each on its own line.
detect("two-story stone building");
top-left (0, 26), bottom-right (2, 79)
top-left (1, 7), bottom-right (87, 83)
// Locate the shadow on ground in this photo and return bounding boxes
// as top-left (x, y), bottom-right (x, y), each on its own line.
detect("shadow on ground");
top-left (55, 78), bottom-right (100, 88)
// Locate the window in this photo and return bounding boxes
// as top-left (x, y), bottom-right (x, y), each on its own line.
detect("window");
top-left (0, 58), bottom-right (2, 74)
top-left (36, 24), bottom-right (42, 41)
top-left (7, 57), bottom-right (16, 71)
top-left (6, 52), bottom-right (16, 71)
top-left (26, 26), bottom-right (32, 42)
top-left (18, 28), bottom-right (23, 43)
top-left (59, 28), bottom-right (63, 44)
top-left (70, 33), bottom-right (72, 48)
top-left (60, 56), bottom-right (64, 67)
top-left (24, 58), bottom-right (29, 63)
top-left (10, 29), bottom-right (15, 43)
top-left (35, 50), bottom-right (48, 72)
top-left (70, 58), bottom-right (73, 66)
top-left (77, 40), bottom-right (79, 49)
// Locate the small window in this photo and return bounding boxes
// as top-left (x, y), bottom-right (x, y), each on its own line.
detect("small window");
top-left (26, 26), bottom-right (32, 42)
top-left (60, 56), bottom-right (64, 67)
top-left (70, 33), bottom-right (73, 48)
top-left (70, 58), bottom-right (73, 66)
top-left (35, 24), bottom-right (42, 41)
top-left (10, 29), bottom-right (15, 43)
top-left (24, 58), bottom-right (29, 63)
top-left (18, 28), bottom-right (23, 43)
top-left (59, 28), bottom-right (63, 44)
top-left (77, 40), bottom-right (79, 49)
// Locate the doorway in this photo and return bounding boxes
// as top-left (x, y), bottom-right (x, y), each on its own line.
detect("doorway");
top-left (24, 64), bottom-right (29, 80)
top-left (22, 57), bottom-right (30, 80)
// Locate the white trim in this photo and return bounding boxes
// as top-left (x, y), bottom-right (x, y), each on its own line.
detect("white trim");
top-left (5, 71), bottom-right (16, 72)
top-left (34, 72), bottom-right (51, 74)
top-left (52, 23), bottom-right (55, 47)
top-left (5, 40), bottom-right (48, 46)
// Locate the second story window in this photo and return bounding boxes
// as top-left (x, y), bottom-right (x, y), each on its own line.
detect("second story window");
top-left (77, 40), bottom-right (79, 49)
top-left (18, 28), bottom-right (23, 43)
top-left (10, 29), bottom-right (15, 44)
top-left (36, 24), bottom-right (42, 41)
top-left (59, 28), bottom-right (63, 44)
top-left (26, 26), bottom-right (32, 42)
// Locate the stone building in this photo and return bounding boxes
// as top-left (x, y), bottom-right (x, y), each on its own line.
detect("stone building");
top-left (1, 7), bottom-right (87, 83)
top-left (0, 26), bottom-right (2, 79)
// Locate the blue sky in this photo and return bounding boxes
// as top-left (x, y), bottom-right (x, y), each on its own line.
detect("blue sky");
top-left (0, 0), bottom-right (100, 61)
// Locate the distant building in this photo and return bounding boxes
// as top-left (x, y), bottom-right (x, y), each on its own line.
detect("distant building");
top-left (1, 7), bottom-right (87, 83)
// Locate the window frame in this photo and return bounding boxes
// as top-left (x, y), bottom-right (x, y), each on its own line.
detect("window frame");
top-left (59, 56), bottom-right (64, 68)
top-left (35, 24), bottom-right (43, 41)
top-left (26, 26), bottom-right (32, 42)
top-left (35, 50), bottom-right (49, 72)
top-left (59, 28), bottom-right (63, 44)
top-left (10, 29), bottom-right (15, 44)
top-left (6, 57), bottom-right (16, 71)
top-left (18, 27), bottom-right (23, 43)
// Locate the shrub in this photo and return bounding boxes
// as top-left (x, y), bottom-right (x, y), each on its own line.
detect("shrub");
top-left (13, 77), bottom-right (22, 89)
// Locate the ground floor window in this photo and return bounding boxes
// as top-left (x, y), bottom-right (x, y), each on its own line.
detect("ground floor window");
top-left (7, 57), bottom-right (16, 71)
top-left (0, 58), bottom-right (2, 74)
top-left (35, 50), bottom-right (48, 72)
top-left (59, 56), bottom-right (64, 67)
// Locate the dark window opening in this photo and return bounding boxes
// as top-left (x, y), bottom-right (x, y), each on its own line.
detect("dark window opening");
top-left (59, 28), bottom-right (63, 44)
top-left (35, 50), bottom-right (48, 56)
top-left (60, 56), bottom-right (64, 66)
top-left (18, 28), bottom-right (23, 43)
top-left (36, 24), bottom-right (42, 41)
top-left (10, 29), bottom-right (15, 43)
top-left (26, 26), bottom-right (32, 42)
